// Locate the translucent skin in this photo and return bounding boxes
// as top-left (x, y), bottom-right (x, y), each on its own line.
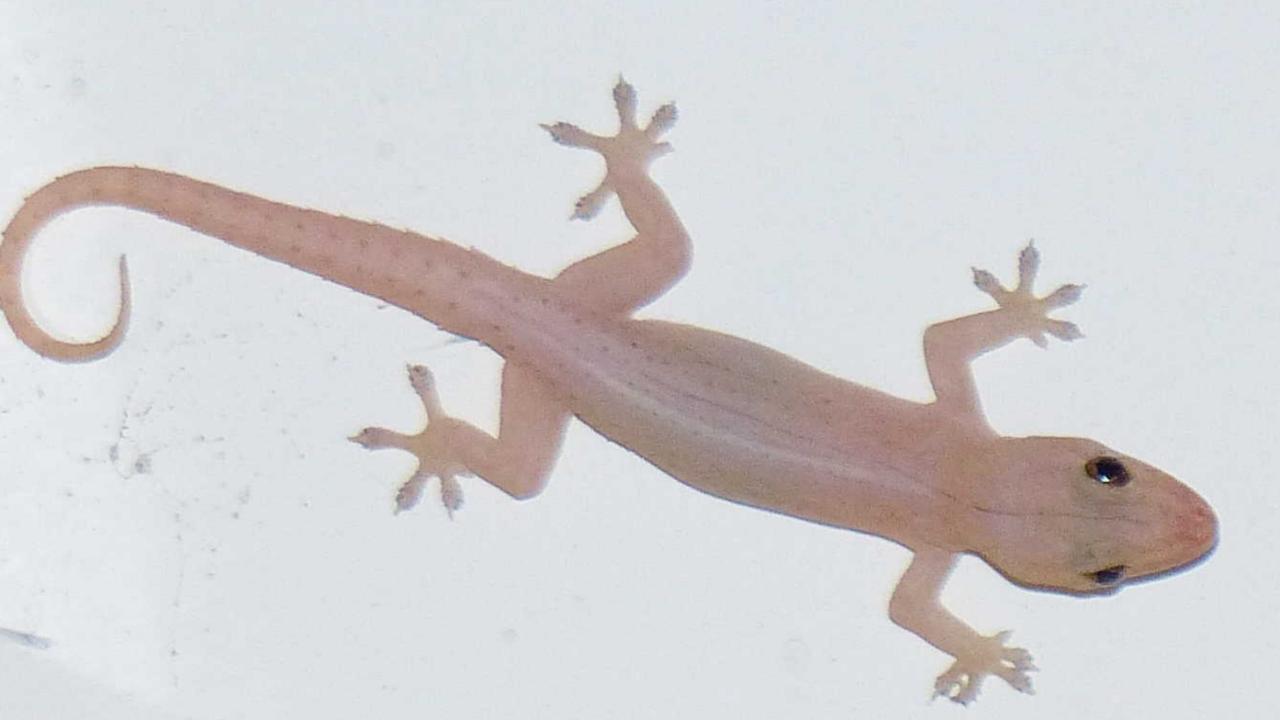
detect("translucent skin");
top-left (0, 80), bottom-right (1216, 704)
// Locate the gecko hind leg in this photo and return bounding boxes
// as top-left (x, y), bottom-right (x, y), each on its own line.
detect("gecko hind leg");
top-left (544, 79), bottom-right (691, 315)
top-left (351, 363), bottom-right (569, 515)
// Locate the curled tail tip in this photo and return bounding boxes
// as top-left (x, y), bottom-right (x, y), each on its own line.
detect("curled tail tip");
top-left (74, 254), bottom-right (134, 362)
top-left (4, 254), bottom-right (132, 363)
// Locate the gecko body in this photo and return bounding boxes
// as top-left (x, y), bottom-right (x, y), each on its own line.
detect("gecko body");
top-left (0, 81), bottom-right (1216, 703)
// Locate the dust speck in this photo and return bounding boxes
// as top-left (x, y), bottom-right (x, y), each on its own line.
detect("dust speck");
top-left (780, 636), bottom-right (811, 676)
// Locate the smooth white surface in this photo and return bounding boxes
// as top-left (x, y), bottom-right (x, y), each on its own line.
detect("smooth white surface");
top-left (0, 2), bottom-right (1272, 718)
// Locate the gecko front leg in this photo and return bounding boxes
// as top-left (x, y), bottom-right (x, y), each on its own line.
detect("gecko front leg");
top-left (900, 243), bottom-right (1079, 700)
top-left (889, 548), bottom-right (1036, 704)
top-left (923, 242), bottom-right (1084, 419)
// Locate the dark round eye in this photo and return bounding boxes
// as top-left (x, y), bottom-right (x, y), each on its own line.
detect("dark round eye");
top-left (1090, 565), bottom-right (1127, 586)
top-left (1085, 456), bottom-right (1130, 486)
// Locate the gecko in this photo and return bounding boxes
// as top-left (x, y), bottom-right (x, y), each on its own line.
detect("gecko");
top-left (0, 80), bottom-right (1216, 703)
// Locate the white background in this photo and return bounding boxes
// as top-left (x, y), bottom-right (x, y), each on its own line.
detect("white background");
top-left (0, 2), bottom-right (1274, 718)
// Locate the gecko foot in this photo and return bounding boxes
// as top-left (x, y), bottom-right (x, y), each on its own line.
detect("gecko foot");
top-left (933, 631), bottom-right (1037, 705)
top-left (350, 365), bottom-right (471, 516)
top-left (541, 77), bottom-right (677, 219)
top-left (971, 242), bottom-right (1085, 348)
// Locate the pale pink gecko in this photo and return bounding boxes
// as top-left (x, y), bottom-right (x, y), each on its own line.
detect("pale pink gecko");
top-left (0, 80), bottom-right (1216, 703)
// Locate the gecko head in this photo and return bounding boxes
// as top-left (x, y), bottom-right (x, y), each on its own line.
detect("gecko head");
top-left (972, 436), bottom-right (1217, 596)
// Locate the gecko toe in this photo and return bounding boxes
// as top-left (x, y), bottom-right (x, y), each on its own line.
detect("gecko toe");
top-left (1045, 319), bottom-right (1083, 341)
top-left (540, 122), bottom-right (601, 150)
top-left (394, 473), bottom-right (429, 514)
top-left (613, 77), bottom-right (638, 127)
top-left (572, 181), bottom-right (615, 220)
top-left (440, 475), bottom-right (465, 516)
top-left (1044, 282), bottom-right (1086, 309)
top-left (645, 102), bottom-right (678, 139)
top-left (1017, 241), bottom-right (1041, 289)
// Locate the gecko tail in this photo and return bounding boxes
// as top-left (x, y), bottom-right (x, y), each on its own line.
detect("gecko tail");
top-left (1, 165), bottom-right (528, 362)
top-left (0, 251), bottom-right (131, 363)
top-left (0, 168), bottom-right (134, 362)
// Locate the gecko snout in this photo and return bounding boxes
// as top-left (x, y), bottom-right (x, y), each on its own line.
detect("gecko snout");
top-left (1175, 492), bottom-right (1217, 556)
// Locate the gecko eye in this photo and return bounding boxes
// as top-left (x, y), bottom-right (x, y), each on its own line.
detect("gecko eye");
top-left (1089, 565), bottom-right (1127, 586)
top-left (1085, 456), bottom-right (1130, 487)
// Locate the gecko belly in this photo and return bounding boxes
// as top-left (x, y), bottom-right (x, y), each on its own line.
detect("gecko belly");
top-left (529, 317), bottom-right (955, 543)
